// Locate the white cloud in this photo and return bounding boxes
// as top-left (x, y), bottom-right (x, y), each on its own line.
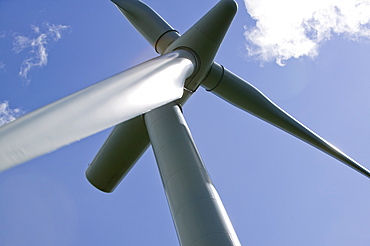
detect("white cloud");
top-left (244, 0), bottom-right (370, 65)
top-left (12, 23), bottom-right (70, 83)
top-left (13, 35), bottom-right (32, 54)
top-left (31, 25), bottom-right (40, 34)
top-left (0, 101), bottom-right (23, 127)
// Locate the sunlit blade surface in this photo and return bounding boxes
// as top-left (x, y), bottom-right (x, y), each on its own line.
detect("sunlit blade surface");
top-left (202, 63), bottom-right (370, 178)
top-left (0, 50), bottom-right (194, 172)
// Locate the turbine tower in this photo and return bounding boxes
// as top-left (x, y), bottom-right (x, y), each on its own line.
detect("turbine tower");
top-left (0, 1), bottom-right (369, 245)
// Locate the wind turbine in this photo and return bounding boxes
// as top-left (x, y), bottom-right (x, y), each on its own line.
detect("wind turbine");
top-left (0, 0), bottom-right (369, 245)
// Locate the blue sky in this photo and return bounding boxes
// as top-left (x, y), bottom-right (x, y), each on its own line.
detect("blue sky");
top-left (1, 0), bottom-right (370, 245)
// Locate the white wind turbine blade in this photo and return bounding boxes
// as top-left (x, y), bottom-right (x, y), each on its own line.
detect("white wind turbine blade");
top-left (0, 50), bottom-right (194, 172)
top-left (112, 0), bottom-right (180, 54)
top-left (202, 63), bottom-right (370, 179)
top-left (85, 116), bottom-right (150, 192)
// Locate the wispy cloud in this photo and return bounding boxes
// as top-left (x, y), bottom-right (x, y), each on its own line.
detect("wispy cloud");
top-left (12, 23), bottom-right (70, 83)
top-left (0, 101), bottom-right (23, 127)
top-left (244, 0), bottom-right (370, 65)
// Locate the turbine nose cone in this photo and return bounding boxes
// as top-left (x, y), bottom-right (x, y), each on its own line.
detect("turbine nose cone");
top-left (194, 0), bottom-right (238, 45)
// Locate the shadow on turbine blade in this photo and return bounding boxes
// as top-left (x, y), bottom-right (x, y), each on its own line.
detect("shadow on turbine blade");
top-left (86, 116), bottom-right (150, 192)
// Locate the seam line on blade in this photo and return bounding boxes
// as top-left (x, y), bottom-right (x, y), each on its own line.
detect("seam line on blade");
top-left (155, 29), bottom-right (180, 54)
top-left (206, 64), bottom-right (224, 91)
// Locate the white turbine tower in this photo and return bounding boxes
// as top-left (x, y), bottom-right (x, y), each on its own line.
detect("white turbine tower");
top-left (0, 0), bottom-right (369, 245)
